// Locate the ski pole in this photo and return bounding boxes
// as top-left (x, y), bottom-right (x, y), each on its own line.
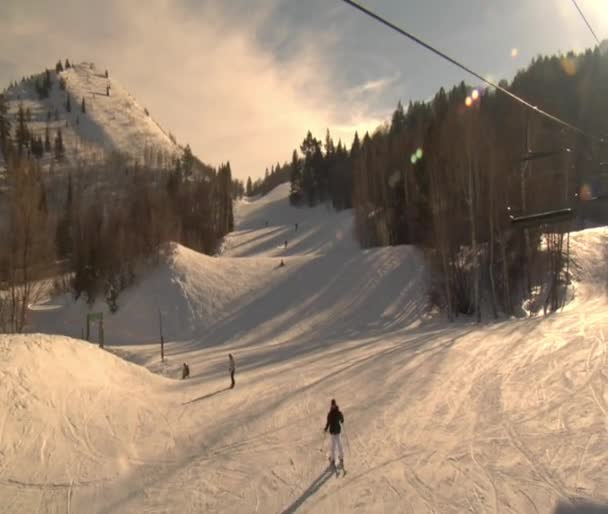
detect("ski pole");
top-left (343, 426), bottom-right (351, 454)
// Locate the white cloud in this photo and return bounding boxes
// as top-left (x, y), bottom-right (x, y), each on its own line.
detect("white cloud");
top-left (352, 74), bottom-right (400, 95)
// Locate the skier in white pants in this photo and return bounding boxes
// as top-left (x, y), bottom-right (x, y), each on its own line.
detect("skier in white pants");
top-left (324, 399), bottom-right (344, 467)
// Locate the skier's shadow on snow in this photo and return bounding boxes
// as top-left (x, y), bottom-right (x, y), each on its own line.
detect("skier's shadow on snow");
top-left (182, 387), bottom-right (230, 405)
top-left (280, 467), bottom-right (334, 514)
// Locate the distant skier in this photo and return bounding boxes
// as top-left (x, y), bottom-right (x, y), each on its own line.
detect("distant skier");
top-left (324, 399), bottom-right (344, 468)
top-left (182, 362), bottom-right (190, 379)
top-left (295, 223), bottom-right (298, 231)
top-left (279, 259), bottom-right (285, 267)
top-left (229, 353), bottom-right (236, 389)
top-left (284, 240), bottom-right (288, 249)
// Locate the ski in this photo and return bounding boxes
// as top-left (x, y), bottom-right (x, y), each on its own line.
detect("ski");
top-left (328, 457), bottom-right (346, 477)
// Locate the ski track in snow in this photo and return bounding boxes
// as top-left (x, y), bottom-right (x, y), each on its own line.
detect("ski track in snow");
top-left (3, 184), bottom-right (608, 512)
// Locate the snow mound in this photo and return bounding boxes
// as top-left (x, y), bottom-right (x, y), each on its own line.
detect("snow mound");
top-left (32, 244), bottom-right (287, 344)
top-left (0, 334), bottom-right (173, 492)
top-left (33, 240), bottom-right (427, 349)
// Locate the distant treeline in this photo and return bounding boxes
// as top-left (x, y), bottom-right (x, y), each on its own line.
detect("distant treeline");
top-left (273, 46), bottom-right (608, 320)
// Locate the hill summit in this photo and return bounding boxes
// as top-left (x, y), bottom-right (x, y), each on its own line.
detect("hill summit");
top-left (2, 61), bottom-right (180, 167)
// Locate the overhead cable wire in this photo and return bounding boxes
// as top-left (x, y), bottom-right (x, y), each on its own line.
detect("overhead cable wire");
top-left (571, 0), bottom-right (601, 45)
top-left (340, 0), bottom-right (605, 142)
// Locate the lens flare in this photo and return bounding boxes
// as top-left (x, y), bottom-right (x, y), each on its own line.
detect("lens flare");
top-left (465, 96), bottom-right (473, 107)
top-left (511, 48), bottom-right (518, 58)
top-left (561, 57), bottom-right (577, 76)
top-left (410, 154), bottom-right (417, 165)
top-left (579, 183), bottom-right (592, 201)
top-left (471, 89), bottom-right (479, 101)
top-left (416, 148), bottom-right (423, 159)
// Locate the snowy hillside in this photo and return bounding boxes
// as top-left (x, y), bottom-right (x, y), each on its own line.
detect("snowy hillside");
top-left (1, 62), bottom-right (179, 167)
top-left (3, 185), bottom-right (608, 513)
top-left (30, 183), bottom-right (427, 352)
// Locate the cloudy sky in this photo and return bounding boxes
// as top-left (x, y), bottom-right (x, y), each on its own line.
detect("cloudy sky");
top-left (1, 0), bottom-right (606, 180)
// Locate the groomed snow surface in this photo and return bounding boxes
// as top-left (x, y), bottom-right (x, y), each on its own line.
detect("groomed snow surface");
top-left (3, 183), bottom-right (608, 513)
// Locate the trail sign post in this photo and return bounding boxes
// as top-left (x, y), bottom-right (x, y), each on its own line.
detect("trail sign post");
top-left (86, 312), bottom-right (104, 348)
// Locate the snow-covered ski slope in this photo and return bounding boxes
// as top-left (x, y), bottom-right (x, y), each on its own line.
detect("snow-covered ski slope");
top-left (1, 63), bottom-right (178, 167)
top-left (4, 183), bottom-right (608, 513)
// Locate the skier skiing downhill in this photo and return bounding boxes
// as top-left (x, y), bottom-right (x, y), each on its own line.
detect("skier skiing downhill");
top-left (324, 399), bottom-right (344, 468)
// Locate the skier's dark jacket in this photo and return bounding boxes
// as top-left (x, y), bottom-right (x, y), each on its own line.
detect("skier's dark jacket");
top-left (324, 407), bottom-right (344, 435)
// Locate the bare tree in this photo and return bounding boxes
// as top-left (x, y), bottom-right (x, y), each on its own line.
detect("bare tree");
top-left (2, 157), bottom-right (55, 332)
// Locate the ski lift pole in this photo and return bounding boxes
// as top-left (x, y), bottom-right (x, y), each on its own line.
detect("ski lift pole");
top-left (158, 308), bottom-right (164, 362)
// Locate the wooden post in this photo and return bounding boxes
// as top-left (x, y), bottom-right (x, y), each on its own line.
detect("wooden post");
top-left (159, 309), bottom-right (164, 362)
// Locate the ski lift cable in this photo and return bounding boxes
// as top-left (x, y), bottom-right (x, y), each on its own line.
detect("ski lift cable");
top-left (571, 0), bottom-right (601, 45)
top-left (339, 0), bottom-right (606, 143)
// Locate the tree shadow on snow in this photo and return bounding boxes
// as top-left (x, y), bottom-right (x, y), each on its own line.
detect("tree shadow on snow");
top-left (554, 502), bottom-right (608, 513)
top-left (172, 247), bottom-right (429, 360)
top-left (280, 467), bottom-right (334, 514)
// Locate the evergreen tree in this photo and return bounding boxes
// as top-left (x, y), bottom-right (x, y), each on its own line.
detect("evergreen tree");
top-left (182, 144), bottom-right (194, 176)
top-left (44, 69), bottom-right (52, 91)
top-left (289, 149), bottom-right (301, 204)
top-left (0, 94), bottom-right (10, 151)
top-left (35, 78), bottom-right (45, 99)
top-left (350, 132), bottom-right (361, 158)
top-left (246, 176), bottom-right (253, 196)
top-left (324, 128), bottom-right (335, 155)
top-left (15, 104), bottom-right (29, 154)
top-left (312, 143), bottom-right (327, 202)
top-left (56, 60), bottom-right (64, 73)
top-left (44, 126), bottom-right (51, 152)
top-left (81, 97), bottom-right (86, 114)
top-left (225, 162), bottom-right (235, 232)
top-left (56, 173), bottom-right (73, 258)
top-left (300, 131), bottom-right (322, 205)
top-left (105, 69), bottom-right (109, 78)
top-left (390, 101), bottom-right (407, 134)
top-left (31, 136), bottom-right (44, 159)
top-left (65, 59), bottom-right (71, 69)
top-left (54, 129), bottom-right (65, 160)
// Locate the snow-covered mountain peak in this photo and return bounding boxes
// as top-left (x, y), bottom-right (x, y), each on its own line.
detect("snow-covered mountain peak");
top-left (2, 61), bottom-right (180, 167)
